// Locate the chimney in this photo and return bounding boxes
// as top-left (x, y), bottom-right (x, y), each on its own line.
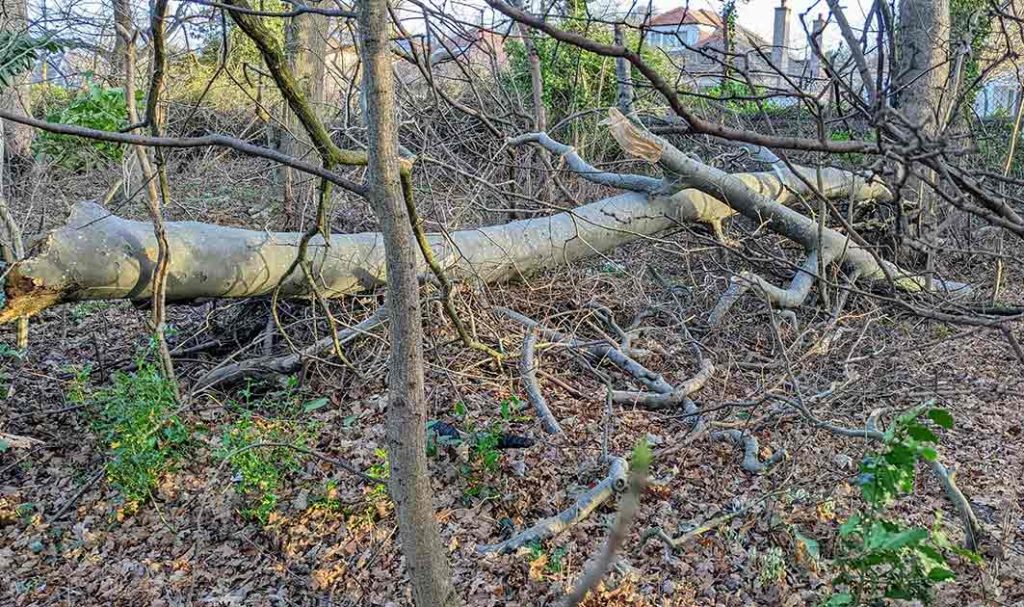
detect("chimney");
top-left (808, 13), bottom-right (826, 80)
top-left (772, 0), bottom-right (791, 74)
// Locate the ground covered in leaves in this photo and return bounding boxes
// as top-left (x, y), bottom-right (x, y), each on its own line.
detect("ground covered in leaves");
top-left (2, 162), bottom-right (1024, 606)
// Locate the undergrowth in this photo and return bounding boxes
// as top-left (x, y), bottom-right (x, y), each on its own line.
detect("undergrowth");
top-left (85, 362), bottom-right (189, 508)
top-left (216, 413), bottom-right (317, 525)
top-left (826, 406), bottom-right (981, 605)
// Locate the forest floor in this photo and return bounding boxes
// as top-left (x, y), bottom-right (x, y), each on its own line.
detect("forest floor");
top-left (2, 159), bottom-right (1024, 606)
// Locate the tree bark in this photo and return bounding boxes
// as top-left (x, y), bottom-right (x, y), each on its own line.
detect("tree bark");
top-left (279, 0), bottom-right (328, 226)
top-left (357, 0), bottom-right (456, 605)
top-left (1, 0), bottom-right (33, 159)
top-left (613, 24), bottom-right (633, 115)
top-left (511, 0), bottom-right (549, 208)
top-left (0, 164), bottom-right (883, 324)
top-left (895, 0), bottom-right (950, 279)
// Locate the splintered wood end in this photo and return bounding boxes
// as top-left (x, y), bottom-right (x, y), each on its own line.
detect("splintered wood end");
top-left (0, 264), bottom-right (64, 324)
top-left (603, 107), bottom-right (663, 163)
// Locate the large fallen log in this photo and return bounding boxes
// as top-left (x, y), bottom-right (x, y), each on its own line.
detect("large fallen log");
top-left (0, 166), bottom-right (885, 323)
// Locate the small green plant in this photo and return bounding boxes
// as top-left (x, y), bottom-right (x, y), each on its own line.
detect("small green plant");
top-left (217, 414), bottom-right (314, 524)
top-left (827, 406), bottom-right (978, 606)
top-left (366, 447), bottom-right (390, 501)
top-left (90, 362), bottom-right (188, 507)
top-left (311, 479), bottom-right (344, 513)
top-left (65, 364), bottom-right (92, 405)
top-left (756, 545), bottom-right (787, 585)
top-left (526, 541), bottom-right (568, 576)
top-left (344, 448), bottom-right (392, 529)
top-left (69, 301), bottom-right (114, 322)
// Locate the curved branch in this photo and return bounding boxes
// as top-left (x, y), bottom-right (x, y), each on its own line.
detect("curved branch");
top-left (0, 110), bottom-right (367, 196)
top-left (520, 328), bottom-right (563, 435)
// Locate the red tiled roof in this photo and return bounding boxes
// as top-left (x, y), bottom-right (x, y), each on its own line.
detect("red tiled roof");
top-left (649, 7), bottom-right (723, 27)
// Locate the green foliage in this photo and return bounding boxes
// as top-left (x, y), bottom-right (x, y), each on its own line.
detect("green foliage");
top-left (217, 414), bottom-right (314, 525)
top-left (33, 82), bottom-right (134, 170)
top-left (431, 398), bottom-right (521, 501)
top-left (90, 362), bottom-right (188, 507)
top-left (526, 540), bottom-right (568, 575)
top-left (0, 32), bottom-right (60, 88)
top-left (504, 12), bottom-right (670, 125)
top-left (29, 82), bottom-right (72, 117)
top-left (702, 79), bottom-right (783, 116)
top-left (756, 545), bottom-right (788, 585)
top-left (828, 406), bottom-right (978, 605)
top-left (175, 1), bottom-right (286, 110)
top-left (463, 397), bottom-right (516, 474)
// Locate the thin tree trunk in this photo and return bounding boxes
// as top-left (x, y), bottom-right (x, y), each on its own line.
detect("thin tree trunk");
top-left (357, 0), bottom-right (456, 605)
top-left (0, 0), bottom-right (33, 159)
top-left (613, 23), bottom-right (633, 115)
top-left (113, 0), bottom-right (178, 390)
top-left (279, 1), bottom-right (328, 227)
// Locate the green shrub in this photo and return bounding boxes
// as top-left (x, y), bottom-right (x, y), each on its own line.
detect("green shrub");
top-left (217, 414), bottom-right (314, 524)
top-left (90, 363), bottom-right (188, 507)
top-left (827, 406), bottom-right (979, 605)
top-left (33, 82), bottom-right (134, 169)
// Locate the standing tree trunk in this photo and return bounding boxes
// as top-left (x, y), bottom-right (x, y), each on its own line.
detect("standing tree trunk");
top-left (895, 0), bottom-right (950, 282)
top-left (613, 23), bottom-right (633, 115)
top-left (279, 2), bottom-right (328, 228)
top-left (356, 0), bottom-right (456, 605)
top-left (511, 0), bottom-right (549, 209)
top-left (1, 0), bottom-right (33, 159)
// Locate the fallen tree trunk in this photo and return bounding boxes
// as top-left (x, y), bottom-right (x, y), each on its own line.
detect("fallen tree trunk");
top-left (0, 165), bottom-right (884, 323)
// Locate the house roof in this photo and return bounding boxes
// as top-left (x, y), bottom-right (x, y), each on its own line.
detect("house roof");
top-left (648, 7), bottom-right (723, 28)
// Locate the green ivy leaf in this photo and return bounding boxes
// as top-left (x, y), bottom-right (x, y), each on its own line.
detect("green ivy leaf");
top-left (927, 408), bottom-right (954, 429)
top-left (839, 514), bottom-right (861, 536)
top-left (879, 527), bottom-right (928, 550)
top-left (907, 425), bottom-right (939, 443)
top-left (793, 527), bottom-right (820, 560)
top-left (824, 593), bottom-right (853, 606)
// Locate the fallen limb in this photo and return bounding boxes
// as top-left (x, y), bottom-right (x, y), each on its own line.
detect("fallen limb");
top-left (193, 307), bottom-right (387, 390)
top-left (601, 108), bottom-right (971, 327)
top-left (1, 154), bottom-right (893, 324)
top-left (495, 307), bottom-right (675, 395)
top-left (477, 457), bottom-right (627, 554)
top-left (520, 328), bottom-right (563, 435)
top-left (611, 357), bottom-right (715, 408)
top-left (643, 497), bottom-right (760, 550)
top-left (709, 429), bottom-right (786, 474)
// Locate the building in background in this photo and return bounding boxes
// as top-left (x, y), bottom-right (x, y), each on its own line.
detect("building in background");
top-left (643, 0), bottom-right (826, 93)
